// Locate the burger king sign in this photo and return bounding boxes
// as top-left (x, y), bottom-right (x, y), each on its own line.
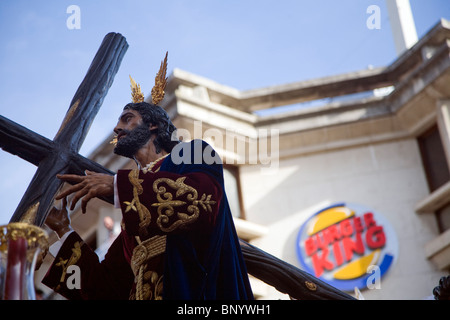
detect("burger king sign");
top-left (296, 202), bottom-right (398, 291)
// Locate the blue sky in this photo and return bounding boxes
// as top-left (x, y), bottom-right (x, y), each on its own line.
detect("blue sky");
top-left (0, 0), bottom-right (449, 225)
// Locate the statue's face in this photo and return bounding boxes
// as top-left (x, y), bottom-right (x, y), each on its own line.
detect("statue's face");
top-left (113, 109), bottom-right (152, 158)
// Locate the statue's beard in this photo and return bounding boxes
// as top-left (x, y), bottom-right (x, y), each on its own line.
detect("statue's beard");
top-left (113, 123), bottom-right (153, 159)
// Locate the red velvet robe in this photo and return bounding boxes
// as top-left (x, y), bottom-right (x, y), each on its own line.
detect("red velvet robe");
top-left (42, 154), bottom-right (222, 299)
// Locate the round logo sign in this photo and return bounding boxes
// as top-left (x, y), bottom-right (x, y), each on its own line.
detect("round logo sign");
top-left (296, 202), bottom-right (398, 291)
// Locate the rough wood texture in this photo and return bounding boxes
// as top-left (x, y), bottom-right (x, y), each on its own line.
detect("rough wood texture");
top-left (0, 115), bottom-right (53, 166)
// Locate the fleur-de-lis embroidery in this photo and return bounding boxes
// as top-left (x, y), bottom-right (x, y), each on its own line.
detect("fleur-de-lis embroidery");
top-left (151, 177), bottom-right (216, 232)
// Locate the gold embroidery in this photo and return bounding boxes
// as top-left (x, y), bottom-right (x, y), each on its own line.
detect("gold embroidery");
top-left (131, 235), bottom-right (166, 300)
top-left (142, 153), bottom-right (170, 174)
top-left (151, 177), bottom-right (216, 232)
top-left (305, 281), bottom-right (317, 291)
top-left (131, 235), bottom-right (167, 276)
top-left (133, 270), bottom-right (163, 300)
top-left (123, 200), bottom-right (137, 213)
top-left (55, 241), bottom-right (82, 287)
top-left (127, 169), bottom-right (151, 237)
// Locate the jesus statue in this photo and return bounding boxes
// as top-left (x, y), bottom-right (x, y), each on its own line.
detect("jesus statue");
top-left (41, 53), bottom-right (254, 300)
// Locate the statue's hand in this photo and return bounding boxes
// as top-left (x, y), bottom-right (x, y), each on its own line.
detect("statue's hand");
top-left (55, 170), bottom-right (114, 213)
top-left (45, 197), bottom-right (73, 238)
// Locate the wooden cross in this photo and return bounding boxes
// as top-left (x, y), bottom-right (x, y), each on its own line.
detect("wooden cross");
top-left (0, 32), bottom-right (128, 227)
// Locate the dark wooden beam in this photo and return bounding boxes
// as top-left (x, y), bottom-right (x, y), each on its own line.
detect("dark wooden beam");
top-left (0, 115), bottom-right (53, 166)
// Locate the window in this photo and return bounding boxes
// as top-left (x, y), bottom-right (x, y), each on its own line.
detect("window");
top-left (417, 125), bottom-right (450, 192)
top-left (436, 204), bottom-right (450, 233)
top-left (418, 125), bottom-right (450, 234)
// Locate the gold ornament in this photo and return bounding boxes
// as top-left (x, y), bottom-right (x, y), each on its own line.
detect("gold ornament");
top-left (129, 75), bottom-right (145, 103)
top-left (0, 222), bottom-right (49, 263)
top-left (128, 51), bottom-right (168, 105)
top-left (150, 51), bottom-right (168, 106)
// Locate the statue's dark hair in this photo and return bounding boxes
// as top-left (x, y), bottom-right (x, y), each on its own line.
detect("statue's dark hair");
top-left (123, 102), bottom-right (179, 154)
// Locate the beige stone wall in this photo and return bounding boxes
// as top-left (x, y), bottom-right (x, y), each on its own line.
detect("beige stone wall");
top-left (241, 138), bottom-right (446, 299)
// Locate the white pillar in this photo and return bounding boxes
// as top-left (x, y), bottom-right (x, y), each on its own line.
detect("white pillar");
top-left (386, 0), bottom-right (418, 56)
